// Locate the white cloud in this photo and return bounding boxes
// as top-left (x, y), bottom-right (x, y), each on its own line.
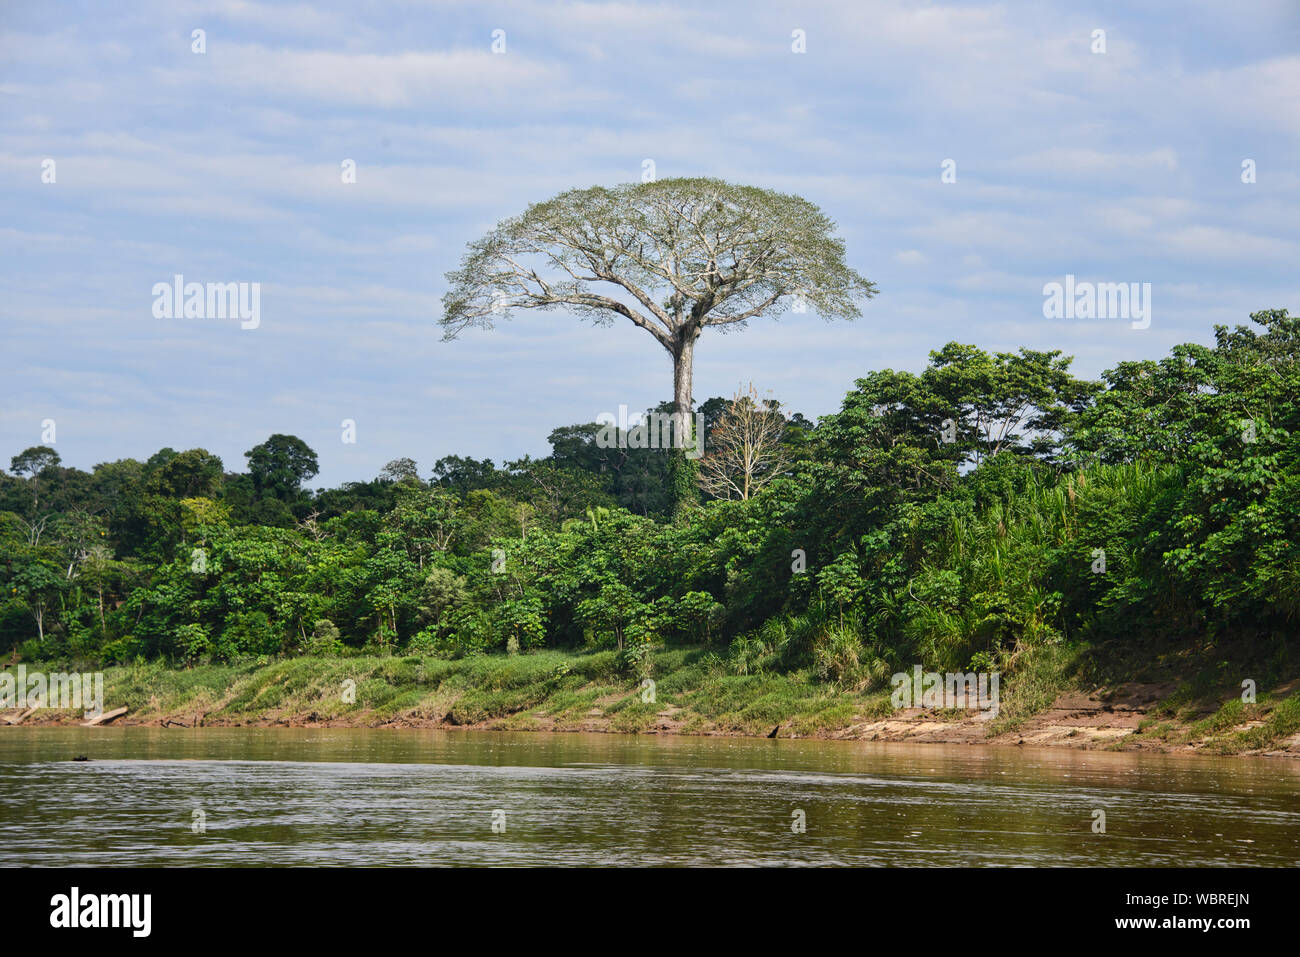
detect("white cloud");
top-left (186, 44), bottom-right (581, 109)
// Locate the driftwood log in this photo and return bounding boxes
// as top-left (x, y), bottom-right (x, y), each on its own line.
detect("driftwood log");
top-left (82, 706), bottom-right (128, 727)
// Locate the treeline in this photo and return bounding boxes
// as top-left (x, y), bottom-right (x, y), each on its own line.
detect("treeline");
top-left (3, 309), bottom-right (1297, 687)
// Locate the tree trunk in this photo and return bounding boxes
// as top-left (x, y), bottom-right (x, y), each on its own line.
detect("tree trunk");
top-left (668, 330), bottom-right (700, 513)
top-left (672, 336), bottom-right (695, 419)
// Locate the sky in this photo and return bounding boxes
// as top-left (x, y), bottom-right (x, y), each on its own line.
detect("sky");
top-left (2, 0), bottom-right (1298, 488)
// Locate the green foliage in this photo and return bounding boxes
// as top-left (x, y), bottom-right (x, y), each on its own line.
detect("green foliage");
top-left (219, 611), bottom-right (280, 658)
top-left (244, 434), bottom-right (319, 504)
top-left (305, 619), bottom-right (344, 657)
top-left (173, 623), bottom-right (213, 662)
top-left (2, 309), bottom-right (1297, 712)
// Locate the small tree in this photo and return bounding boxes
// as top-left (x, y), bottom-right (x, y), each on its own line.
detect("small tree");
top-left (698, 384), bottom-right (791, 500)
top-left (307, 619), bottom-right (344, 656)
top-left (379, 457), bottom-right (420, 484)
top-left (381, 484), bottom-right (460, 570)
top-left (12, 561), bottom-right (65, 644)
top-left (244, 434), bottom-right (319, 502)
top-left (416, 566), bottom-right (468, 633)
top-left (9, 446), bottom-right (60, 514)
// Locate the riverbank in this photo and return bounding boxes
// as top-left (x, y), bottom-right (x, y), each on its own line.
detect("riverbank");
top-left (5, 647), bottom-right (1299, 757)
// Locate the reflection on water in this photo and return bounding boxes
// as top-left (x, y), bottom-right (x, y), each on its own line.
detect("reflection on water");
top-left (0, 728), bottom-right (1297, 866)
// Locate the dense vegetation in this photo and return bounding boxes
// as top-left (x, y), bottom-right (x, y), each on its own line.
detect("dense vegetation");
top-left (3, 310), bottom-right (1297, 702)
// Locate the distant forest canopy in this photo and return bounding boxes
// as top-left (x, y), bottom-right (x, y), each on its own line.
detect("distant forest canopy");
top-left (2, 310), bottom-right (1297, 689)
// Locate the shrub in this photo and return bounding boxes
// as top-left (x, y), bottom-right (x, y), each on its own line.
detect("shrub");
top-left (174, 623), bottom-right (213, 663)
top-left (305, 619), bottom-right (344, 656)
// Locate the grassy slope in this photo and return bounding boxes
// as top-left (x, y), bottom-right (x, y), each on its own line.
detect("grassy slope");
top-left (7, 644), bottom-right (1299, 755)
top-left (71, 647), bottom-right (888, 737)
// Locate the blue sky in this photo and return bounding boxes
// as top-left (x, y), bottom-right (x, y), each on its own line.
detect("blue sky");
top-left (2, 0), bottom-right (1298, 488)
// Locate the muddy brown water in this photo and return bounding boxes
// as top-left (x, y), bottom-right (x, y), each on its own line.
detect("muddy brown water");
top-left (1, 728), bottom-right (1296, 866)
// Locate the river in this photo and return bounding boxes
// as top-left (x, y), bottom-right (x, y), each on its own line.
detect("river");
top-left (1, 728), bottom-right (1297, 866)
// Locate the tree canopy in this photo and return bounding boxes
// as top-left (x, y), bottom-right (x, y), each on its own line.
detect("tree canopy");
top-left (440, 177), bottom-right (876, 423)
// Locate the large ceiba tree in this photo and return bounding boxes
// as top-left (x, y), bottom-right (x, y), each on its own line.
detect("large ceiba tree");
top-left (440, 177), bottom-right (876, 425)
